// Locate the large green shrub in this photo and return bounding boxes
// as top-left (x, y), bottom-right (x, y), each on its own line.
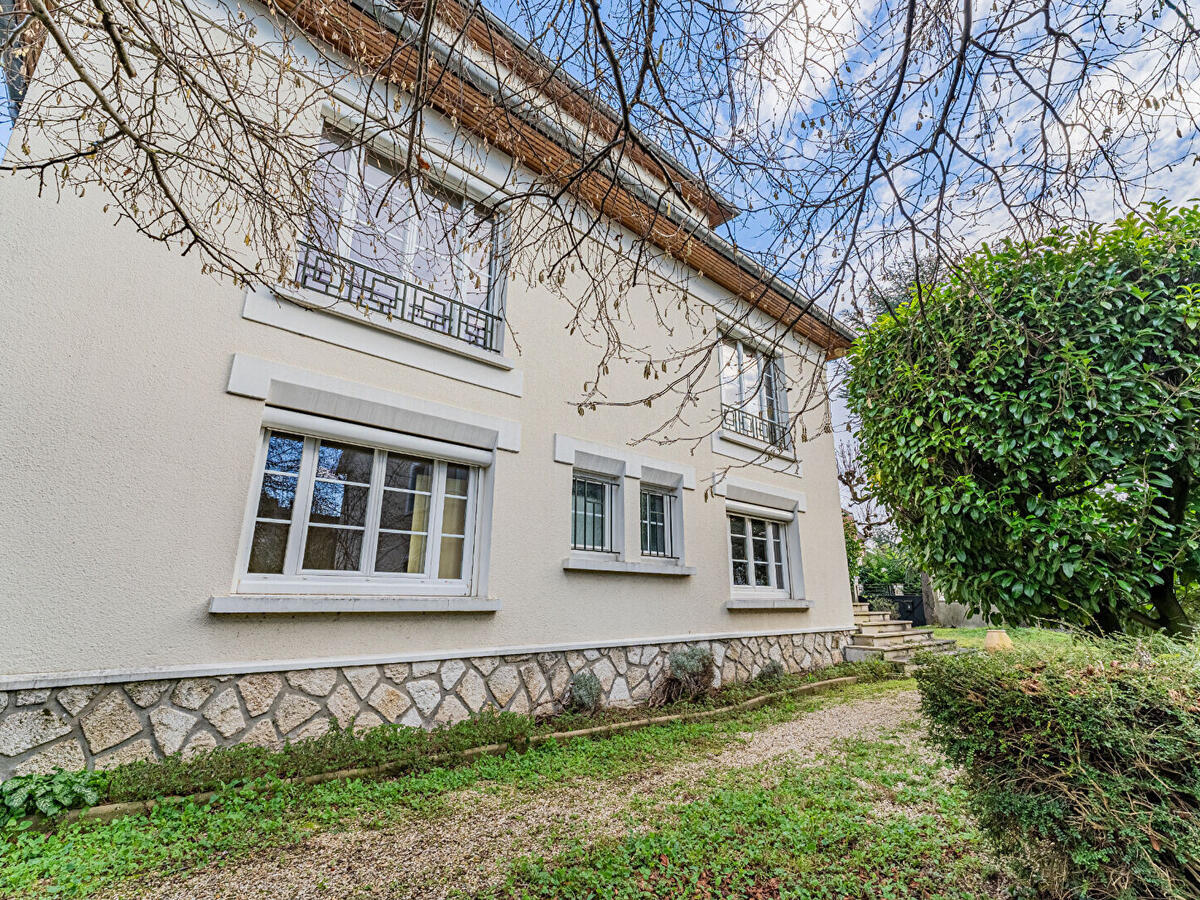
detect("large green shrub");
top-left (846, 205), bottom-right (1200, 635)
top-left (917, 639), bottom-right (1200, 899)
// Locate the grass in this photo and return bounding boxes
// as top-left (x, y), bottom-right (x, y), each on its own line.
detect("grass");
top-left (478, 727), bottom-right (1007, 900)
top-left (932, 625), bottom-right (1075, 654)
top-left (0, 675), bottom-right (905, 898)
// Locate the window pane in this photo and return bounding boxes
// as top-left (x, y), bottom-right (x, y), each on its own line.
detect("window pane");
top-left (572, 476), bottom-right (610, 550)
top-left (441, 496), bottom-right (468, 536)
top-left (265, 433), bottom-right (303, 473)
top-left (741, 347), bottom-right (764, 415)
top-left (445, 463), bottom-right (470, 497)
top-left (303, 526), bottom-right (364, 571)
top-left (248, 522), bottom-right (290, 573)
top-left (385, 454), bottom-right (433, 492)
top-left (379, 490), bottom-right (429, 533)
top-left (730, 535), bottom-right (748, 561)
top-left (772, 523), bottom-right (786, 588)
top-left (458, 206), bottom-right (494, 310)
top-left (309, 482), bottom-right (370, 526)
top-left (729, 516), bottom-right (746, 536)
top-left (754, 562), bottom-right (771, 586)
top-left (409, 186), bottom-right (460, 293)
top-left (257, 473), bottom-right (297, 520)
top-left (375, 531), bottom-right (426, 573)
top-left (315, 441), bottom-right (373, 484)
top-left (720, 339), bottom-right (742, 407)
top-left (308, 138), bottom-right (353, 248)
top-left (438, 536), bottom-right (465, 578)
top-left (732, 560), bottom-right (749, 586)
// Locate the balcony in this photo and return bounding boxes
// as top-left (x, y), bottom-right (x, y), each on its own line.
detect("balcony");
top-left (294, 241), bottom-right (503, 353)
top-left (721, 404), bottom-right (792, 452)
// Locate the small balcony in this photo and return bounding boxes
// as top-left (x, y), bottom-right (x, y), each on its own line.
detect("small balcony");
top-left (294, 241), bottom-right (503, 353)
top-left (721, 404), bottom-right (793, 451)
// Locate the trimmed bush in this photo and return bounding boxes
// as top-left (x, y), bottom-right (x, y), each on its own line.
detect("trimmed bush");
top-left (566, 670), bottom-right (603, 713)
top-left (755, 660), bottom-right (786, 683)
top-left (917, 638), bottom-right (1200, 899)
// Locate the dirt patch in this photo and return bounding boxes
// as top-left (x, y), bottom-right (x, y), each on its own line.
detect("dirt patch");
top-left (96, 690), bottom-right (921, 900)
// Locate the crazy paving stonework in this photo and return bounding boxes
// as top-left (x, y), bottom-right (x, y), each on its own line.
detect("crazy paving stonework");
top-left (0, 630), bottom-right (849, 777)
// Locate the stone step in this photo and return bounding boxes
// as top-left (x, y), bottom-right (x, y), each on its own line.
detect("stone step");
top-left (852, 602), bottom-right (870, 612)
top-left (851, 627), bottom-right (938, 648)
top-left (844, 638), bottom-right (959, 663)
top-left (854, 621), bottom-right (914, 636)
top-left (852, 610), bottom-right (896, 625)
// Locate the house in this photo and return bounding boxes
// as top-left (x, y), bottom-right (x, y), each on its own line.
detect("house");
top-left (0, 0), bottom-right (855, 776)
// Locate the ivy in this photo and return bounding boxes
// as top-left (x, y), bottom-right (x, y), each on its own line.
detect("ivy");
top-left (846, 204), bottom-right (1200, 634)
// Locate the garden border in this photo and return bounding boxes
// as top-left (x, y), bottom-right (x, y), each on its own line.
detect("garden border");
top-left (52, 674), bottom-right (862, 826)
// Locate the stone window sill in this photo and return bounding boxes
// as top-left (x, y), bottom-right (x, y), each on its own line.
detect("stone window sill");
top-left (209, 595), bottom-right (501, 614)
top-left (725, 597), bottom-right (811, 611)
top-left (561, 557), bottom-right (696, 576)
top-left (716, 428), bottom-right (798, 463)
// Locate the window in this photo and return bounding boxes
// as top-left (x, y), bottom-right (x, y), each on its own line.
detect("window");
top-left (571, 474), bottom-right (617, 552)
top-left (719, 336), bottom-right (789, 449)
top-left (245, 431), bottom-right (477, 589)
top-left (640, 488), bottom-right (677, 558)
top-left (728, 514), bottom-right (788, 591)
top-left (295, 129), bottom-right (504, 351)
top-left (1, 0), bottom-right (32, 156)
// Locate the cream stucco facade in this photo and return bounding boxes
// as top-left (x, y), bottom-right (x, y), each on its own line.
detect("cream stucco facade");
top-left (0, 6), bottom-right (854, 774)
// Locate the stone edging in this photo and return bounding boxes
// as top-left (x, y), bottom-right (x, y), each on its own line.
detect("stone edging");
top-left (59, 674), bottom-right (862, 827)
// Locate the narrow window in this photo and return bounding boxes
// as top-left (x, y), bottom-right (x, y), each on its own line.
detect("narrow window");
top-left (718, 337), bottom-right (789, 448)
top-left (245, 431), bottom-right (477, 588)
top-left (640, 488), bottom-right (676, 558)
top-left (571, 475), bottom-right (616, 552)
top-left (727, 514), bottom-right (788, 591)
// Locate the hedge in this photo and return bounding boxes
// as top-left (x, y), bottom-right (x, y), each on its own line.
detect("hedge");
top-left (917, 639), bottom-right (1200, 899)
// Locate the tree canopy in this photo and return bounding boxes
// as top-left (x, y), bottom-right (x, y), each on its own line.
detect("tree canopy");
top-left (846, 205), bottom-right (1200, 635)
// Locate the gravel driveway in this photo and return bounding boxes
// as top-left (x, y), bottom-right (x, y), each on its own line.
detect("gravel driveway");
top-left (97, 689), bottom-right (921, 900)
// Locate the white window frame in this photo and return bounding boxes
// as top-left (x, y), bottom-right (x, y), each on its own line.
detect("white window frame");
top-left (727, 512), bottom-right (790, 596)
top-left (719, 336), bottom-right (787, 424)
top-left (236, 428), bottom-right (484, 597)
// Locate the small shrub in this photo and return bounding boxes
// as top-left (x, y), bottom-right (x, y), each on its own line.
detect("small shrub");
top-left (1, 770), bottom-right (106, 821)
top-left (918, 637), bottom-right (1200, 899)
top-left (650, 647), bottom-right (715, 706)
top-left (756, 660), bottom-right (786, 683)
top-left (566, 670), bottom-right (603, 713)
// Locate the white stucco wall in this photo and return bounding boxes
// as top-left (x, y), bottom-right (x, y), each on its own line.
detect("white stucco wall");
top-left (0, 157), bottom-right (853, 685)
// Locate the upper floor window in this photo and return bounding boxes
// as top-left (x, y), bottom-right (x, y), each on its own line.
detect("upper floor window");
top-left (719, 336), bottom-right (790, 450)
top-left (296, 129), bottom-right (505, 352)
top-left (244, 430), bottom-right (478, 591)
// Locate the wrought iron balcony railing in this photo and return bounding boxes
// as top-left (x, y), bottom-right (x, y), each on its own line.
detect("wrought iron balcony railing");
top-left (294, 241), bottom-right (503, 353)
top-left (721, 404), bottom-right (793, 451)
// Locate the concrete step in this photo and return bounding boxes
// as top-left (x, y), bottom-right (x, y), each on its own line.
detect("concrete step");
top-left (851, 627), bottom-right (938, 648)
top-left (852, 610), bottom-right (896, 625)
top-left (852, 602), bottom-right (870, 613)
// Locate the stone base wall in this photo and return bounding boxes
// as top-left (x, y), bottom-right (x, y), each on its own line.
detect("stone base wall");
top-left (0, 630), bottom-right (850, 778)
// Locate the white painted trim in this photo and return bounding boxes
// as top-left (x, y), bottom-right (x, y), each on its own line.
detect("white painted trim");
top-left (711, 474), bottom-right (807, 513)
top-left (210, 595), bottom-right (501, 614)
top-left (242, 286), bottom-right (524, 397)
top-left (561, 557), bottom-right (697, 576)
top-left (725, 499), bottom-right (795, 522)
top-left (261, 407), bottom-right (494, 467)
top-left (726, 598), bottom-right (813, 611)
top-left (553, 434), bottom-right (697, 489)
top-left (227, 353), bottom-right (521, 452)
top-left (710, 430), bottom-right (802, 474)
top-left (0, 625), bottom-right (856, 690)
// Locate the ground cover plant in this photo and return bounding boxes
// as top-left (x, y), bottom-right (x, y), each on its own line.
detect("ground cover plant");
top-left (918, 637), bottom-right (1200, 899)
top-left (930, 626), bottom-right (1074, 654)
top-left (847, 205), bottom-right (1200, 635)
top-left (0, 667), bottom-right (895, 897)
top-left (479, 729), bottom-right (1007, 900)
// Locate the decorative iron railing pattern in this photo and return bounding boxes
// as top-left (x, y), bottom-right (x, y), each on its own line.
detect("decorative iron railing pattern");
top-left (295, 241), bottom-right (503, 353)
top-left (721, 404), bottom-right (792, 451)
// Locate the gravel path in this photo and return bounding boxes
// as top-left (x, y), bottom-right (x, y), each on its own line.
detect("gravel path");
top-left (97, 689), bottom-right (921, 900)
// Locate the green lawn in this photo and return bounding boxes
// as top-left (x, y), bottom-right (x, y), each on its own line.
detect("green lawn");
top-left (1, 679), bottom-right (921, 898)
top-left (932, 625), bottom-right (1075, 654)
top-left (481, 727), bottom-right (1006, 900)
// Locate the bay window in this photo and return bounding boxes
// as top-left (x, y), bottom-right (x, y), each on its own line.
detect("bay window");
top-left (244, 430), bottom-right (478, 591)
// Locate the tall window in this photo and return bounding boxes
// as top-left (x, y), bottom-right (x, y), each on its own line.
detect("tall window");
top-left (728, 514), bottom-right (788, 591)
top-left (571, 474), bottom-right (617, 552)
top-left (719, 336), bottom-right (789, 448)
top-left (245, 431), bottom-right (476, 586)
top-left (296, 129), bottom-right (504, 351)
top-left (640, 488), bottom-right (677, 558)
